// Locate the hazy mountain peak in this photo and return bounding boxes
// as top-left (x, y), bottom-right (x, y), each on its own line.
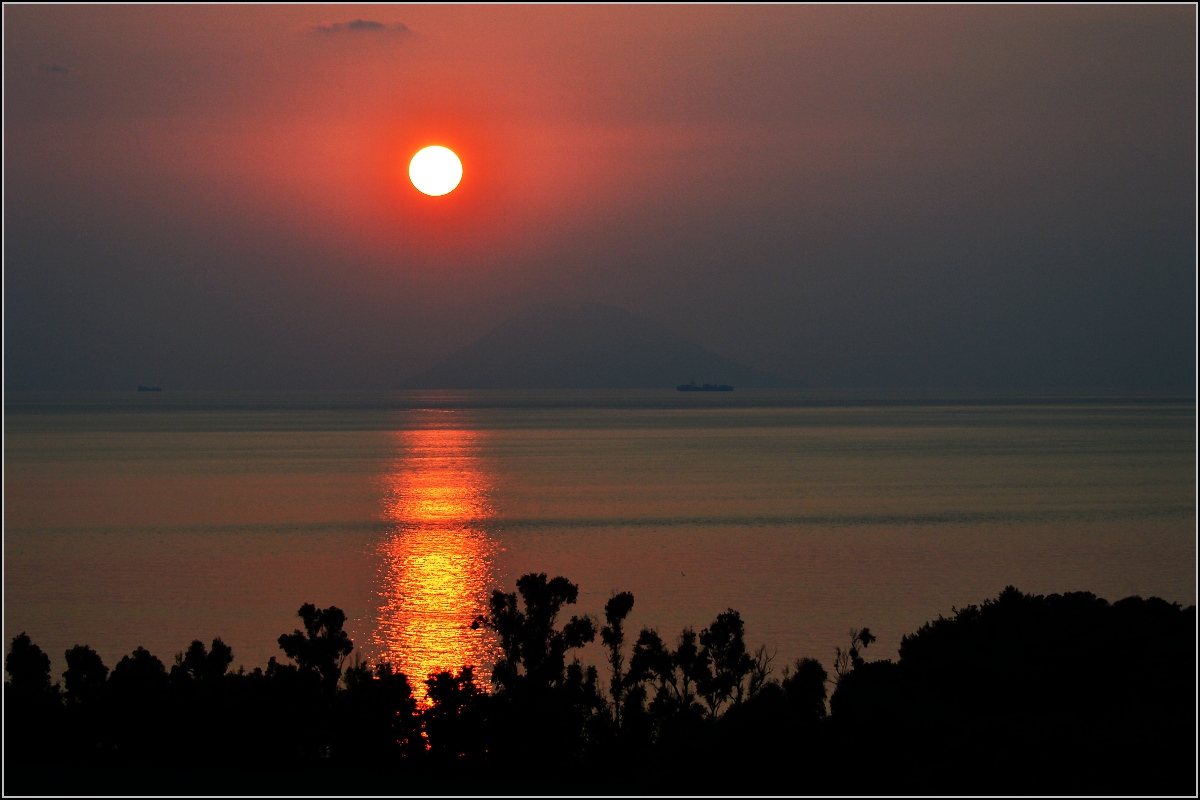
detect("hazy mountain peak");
top-left (404, 303), bottom-right (793, 390)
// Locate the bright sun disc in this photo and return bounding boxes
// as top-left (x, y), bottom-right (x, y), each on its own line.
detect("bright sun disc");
top-left (409, 146), bottom-right (463, 196)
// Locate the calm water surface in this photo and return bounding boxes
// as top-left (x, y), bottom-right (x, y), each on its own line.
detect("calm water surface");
top-left (5, 391), bottom-right (1195, 686)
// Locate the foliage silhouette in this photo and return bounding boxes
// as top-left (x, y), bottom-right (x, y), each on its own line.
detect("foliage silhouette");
top-left (827, 587), bottom-right (1196, 793)
top-left (696, 608), bottom-right (757, 714)
top-left (63, 644), bottom-right (108, 707)
top-left (6, 633), bottom-right (55, 700)
top-left (108, 646), bottom-right (168, 694)
top-left (832, 627), bottom-right (876, 682)
top-left (780, 656), bottom-right (828, 722)
top-left (474, 573), bottom-right (597, 695)
top-left (423, 666), bottom-right (487, 764)
top-left (3, 582), bottom-right (1194, 796)
top-left (171, 638), bottom-right (233, 684)
top-left (472, 573), bottom-right (607, 779)
top-left (599, 591), bottom-right (635, 728)
top-left (4, 632), bottom-right (62, 770)
top-left (337, 660), bottom-right (421, 765)
top-left (277, 603), bottom-right (354, 691)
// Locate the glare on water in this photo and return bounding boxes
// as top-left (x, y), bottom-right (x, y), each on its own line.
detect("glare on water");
top-left (372, 426), bottom-right (499, 690)
top-left (2, 393), bottom-right (1193, 685)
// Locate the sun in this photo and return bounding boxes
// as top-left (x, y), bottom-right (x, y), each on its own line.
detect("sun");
top-left (409, 146), bottom-right (463, 197)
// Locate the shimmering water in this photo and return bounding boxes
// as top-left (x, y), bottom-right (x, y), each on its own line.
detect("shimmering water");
top-left (4, 391), bottom-right (1194, 688)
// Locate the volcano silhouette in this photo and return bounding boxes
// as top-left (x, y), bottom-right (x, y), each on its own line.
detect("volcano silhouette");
top-left (403, 303), bottom-right (795, 389)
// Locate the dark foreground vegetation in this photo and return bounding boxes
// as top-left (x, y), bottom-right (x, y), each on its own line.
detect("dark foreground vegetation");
top-left (5, 576), bottom-right (1195, 795)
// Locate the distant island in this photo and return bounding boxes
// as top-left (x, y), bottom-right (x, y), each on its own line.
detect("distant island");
top-left (402, 302), bottom-right (797, 390)
top-left (677, 382), bottom-right (733, 392)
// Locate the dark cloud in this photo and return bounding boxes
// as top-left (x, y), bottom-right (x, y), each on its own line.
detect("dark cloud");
top-left (310, 19), bottom-right (410, 37)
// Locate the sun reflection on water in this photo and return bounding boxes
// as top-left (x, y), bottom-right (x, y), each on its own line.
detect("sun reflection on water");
top-left (373, 425), bottom-right (498, 690)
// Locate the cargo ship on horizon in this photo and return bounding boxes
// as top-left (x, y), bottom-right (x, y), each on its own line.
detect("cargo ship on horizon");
top-left (677, 382), bottom-right (733, 392)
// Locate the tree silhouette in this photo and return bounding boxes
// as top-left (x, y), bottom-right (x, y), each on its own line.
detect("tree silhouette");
top-left (5, 634), bottom-right (62, 771)
top-left (627, 625), bottom-right (709, 725)
top-left (338, 660), bottom-right (420, 764)
top-left (673, 627), bottom-right (707, 718)
top-left (5, 633), bottom-right (56, 701)
top-left (104, 646), bottom-right (170, 763)
top-left (780, 657), bottom-right (828, 722)
top-left (473, 573), bottom-right (596, 694)
top-left (277, 604), bottom-right (354, 690)
top-left (63, 645), bottom-right (108, 707)
top-left (833, 627), bottom-right (876, 683)
top-left (5, 633), bottom-right (58, 711)
top-left (628, 627), bottom-right (678, 723)
top-left (108, 646), bottom-right (168, 695)
top-left (2, 583), bottom-right (1194, 795)
top-left (424, 667), bottom-right (487, 764)
top-left (472, 573), bottom-right (604, 778)
top-left (600, 591), bottom-right (635, 727)
top-left (171, 638), bottom-right (233, 684)
top-left (697, 610), bottom-right (758, 716)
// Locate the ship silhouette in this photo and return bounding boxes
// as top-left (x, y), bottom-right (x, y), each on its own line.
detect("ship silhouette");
top-left (677, 381), bottom-right (733, 392)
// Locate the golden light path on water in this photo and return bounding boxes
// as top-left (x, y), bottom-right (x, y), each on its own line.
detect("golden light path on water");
top-left (372, 424), bottom-right (499, 692)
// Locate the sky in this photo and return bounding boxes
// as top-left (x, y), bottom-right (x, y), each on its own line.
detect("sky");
top-left (5, 5), bottom-right (1196, 391)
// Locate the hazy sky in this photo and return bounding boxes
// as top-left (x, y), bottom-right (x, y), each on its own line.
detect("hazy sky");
top-left (5, 5), bottom-right (1195, 390)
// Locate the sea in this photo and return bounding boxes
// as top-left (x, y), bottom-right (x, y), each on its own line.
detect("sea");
top-left (4, 390), bottom-right (1195, 689)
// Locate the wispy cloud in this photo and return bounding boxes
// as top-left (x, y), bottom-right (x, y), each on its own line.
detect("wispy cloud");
top-left (310, 20), bottom-right (411, 37)
top-left (38, 64), bottom-right (67, 74)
